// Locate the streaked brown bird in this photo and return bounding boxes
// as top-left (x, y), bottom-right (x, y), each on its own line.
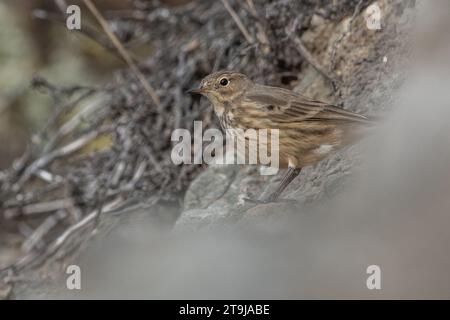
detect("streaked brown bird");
top-left (189, 71), bottom-right (373, 203)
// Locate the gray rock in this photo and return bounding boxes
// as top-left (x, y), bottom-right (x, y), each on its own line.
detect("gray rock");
top-left (177, 165), bottom-right (270, 230)
top-left (183, 165), bottom-right (239, 210)
top-left (174, 207), bottom-right (235, 231)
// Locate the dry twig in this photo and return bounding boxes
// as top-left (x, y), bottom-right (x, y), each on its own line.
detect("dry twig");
top-left (286, 21), bottom-right (339, 90)
top-left (82, 0), bottom-right (161, 107)
top-left (221, 0), bottom-right (254, 44)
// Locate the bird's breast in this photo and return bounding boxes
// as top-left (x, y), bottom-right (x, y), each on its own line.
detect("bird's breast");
top-left (217, 109), bottom-right (234, 130)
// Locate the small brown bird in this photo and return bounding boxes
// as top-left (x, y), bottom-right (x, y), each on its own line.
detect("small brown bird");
top-left (189, 71), bottom-right (373, 203)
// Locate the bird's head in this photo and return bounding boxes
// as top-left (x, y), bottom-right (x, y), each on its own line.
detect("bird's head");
top-left (188, 71), bottom-right (252, 104)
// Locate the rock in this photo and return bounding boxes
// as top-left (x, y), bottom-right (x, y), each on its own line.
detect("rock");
top-left (183, 165), bottom-right (239, 210)
top-left (174, 207), bottom-right (235, 231)
top-left (177, 165), bottom-right (269, 230)
top-left (245, 202), bottom-right (296, 218)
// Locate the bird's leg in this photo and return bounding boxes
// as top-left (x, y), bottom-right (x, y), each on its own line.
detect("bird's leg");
top-left (263, 167), bottom-right (302, 202)
top-left (244, 167), bottom-right (302, 204)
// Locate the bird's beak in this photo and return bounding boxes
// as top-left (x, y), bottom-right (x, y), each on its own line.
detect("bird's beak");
top-left (187, 87), bottom-right (206, 95)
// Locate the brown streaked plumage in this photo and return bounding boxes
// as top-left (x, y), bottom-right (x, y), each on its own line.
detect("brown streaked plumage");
top-left (189, 71), bottom-right (373, 203)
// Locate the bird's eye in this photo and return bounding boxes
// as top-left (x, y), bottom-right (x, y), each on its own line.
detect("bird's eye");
top-left (219, 78), bottom-right (229, 86)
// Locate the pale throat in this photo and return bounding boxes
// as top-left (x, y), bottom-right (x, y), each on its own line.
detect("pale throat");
top-left (207, 93), bottom-right (232, 117)
top-left (213, 103), bottom-right (226, 117)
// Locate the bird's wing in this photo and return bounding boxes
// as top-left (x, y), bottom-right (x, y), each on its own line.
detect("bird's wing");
top-left (242, 85), bottom-right (371, 124)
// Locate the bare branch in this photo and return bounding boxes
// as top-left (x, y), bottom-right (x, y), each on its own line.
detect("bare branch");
top-left (221, 0), bottom-right (254, 44)
top-left (286, 22), bottom-right (339, 90)
top-left (81, 0), bottom-right (161, 108)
